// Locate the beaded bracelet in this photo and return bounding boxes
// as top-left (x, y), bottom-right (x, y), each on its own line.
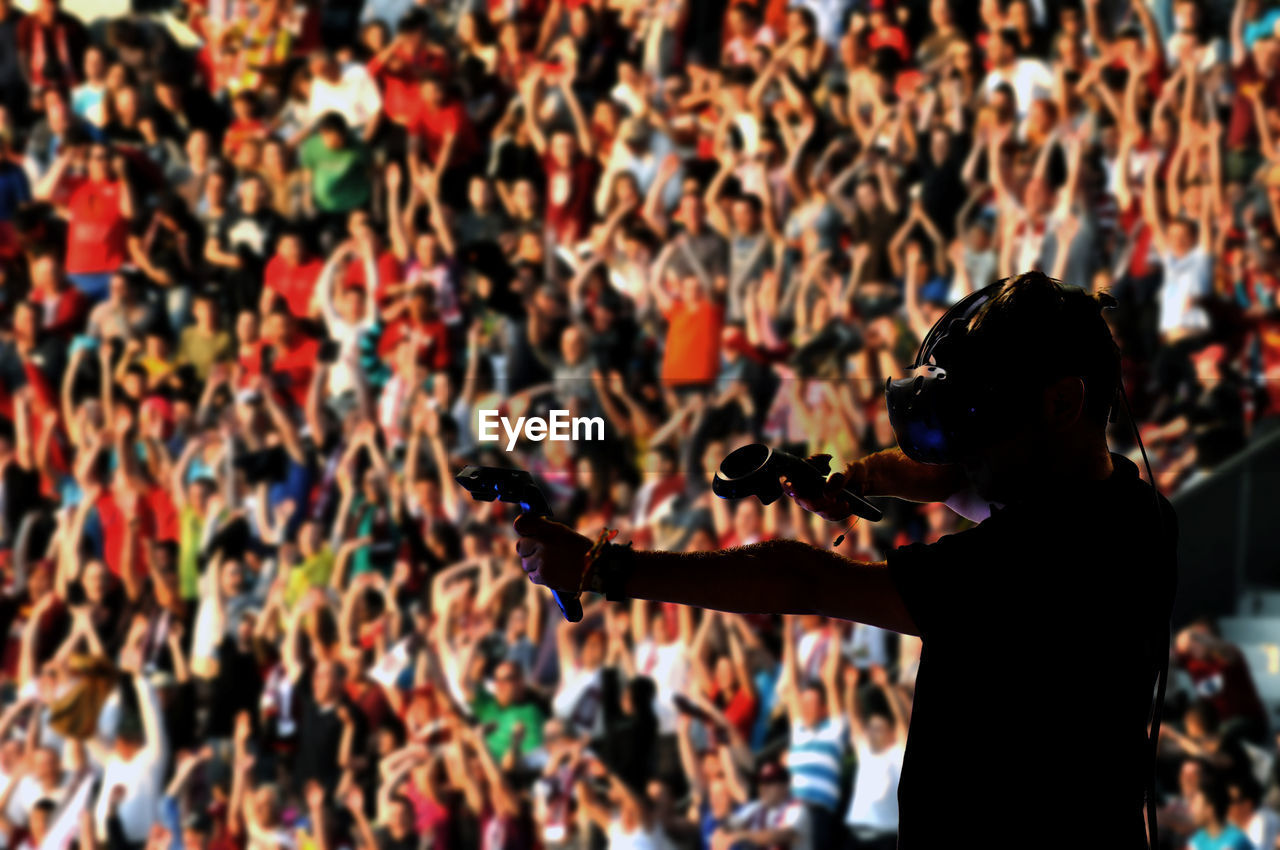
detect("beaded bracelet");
top-left (578, 527), bottom-right (620, 594)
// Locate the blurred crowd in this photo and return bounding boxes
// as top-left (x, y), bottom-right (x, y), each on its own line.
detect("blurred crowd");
top-left (0, 0), bottom-right (1278, 846)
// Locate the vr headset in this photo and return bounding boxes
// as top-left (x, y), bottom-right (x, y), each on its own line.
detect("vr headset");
top-left (884, 282), bottom-right (1005, 465)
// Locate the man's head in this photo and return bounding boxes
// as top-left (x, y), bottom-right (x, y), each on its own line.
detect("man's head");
top-left (277, 228), bottom-right (304, 265)
top-left (731, 193), bottom-right (762, 234)
top-left (990, 27), bottom-right (1019, 66)
top-left (181, 813), bottom-right (212, 850)
top-left (493, 660), bottom-right (524, 707)
top-left (1179, 757), bottom-right (1204, 799)
top-left (678, 189), bottom-right (705, 231)
top-left (855, 175), bottom-right (882, 214)
top-left (317, 112), bottom-right (348, 150)
top-left (1227, 774), bottom-right (1263, 828)
top-left (756, 761), bottom-right (790, 806)
top-left (560, 324), bottom-right (587, 365)
top-left (386, 794), bottom-right (416, 838)
top-left (29, 800), bottom-right (56, 844)
top-left (895, 273), bottom-right (1121, 504)
top-left (549, 128), bottom-right (577, 167)
top-left (798, 680), bottom-right (828, 727)
top-left (729, 1), bottom-right (761, 36)
top-left (32, 746), bottom-right (60, 785)
top-left (308, 50), bottom-right (340, 82)
top-left (238, 174), bottom-right (267, 212)
top-left (312, 659), bottom-right (344, 704)
top-left (1190, 770), bottom-right (1231, 830)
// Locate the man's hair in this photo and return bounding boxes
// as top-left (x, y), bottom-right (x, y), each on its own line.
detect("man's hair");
top-left (316, 111), bottom-right (348, 136)
top-left (1199, 771), bottom-right (1232, 823)
top-left (963, 271), bottom-right (1121, 430)
top-left (801, 679), bottom-right (827, 702)
top-left (734, 193), bottom-right (763, 216)
top-left (1230, 773), bottom-right (1263, 808)
top-left (397, 8), bottom-right (428, 34)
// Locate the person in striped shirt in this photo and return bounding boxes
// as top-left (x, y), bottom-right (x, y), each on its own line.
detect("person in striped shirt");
top-left (781, 617), bottom-right (847, 850)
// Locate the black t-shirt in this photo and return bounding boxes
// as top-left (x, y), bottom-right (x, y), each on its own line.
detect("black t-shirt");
top-left (885, 452), bottom-right (1177, 848)
top-left (294, 674), bottom-right (364, 795)
top-left (849, 205), bottom-right (901, 285)
top-left (214, 207), bottom-right (281, 264)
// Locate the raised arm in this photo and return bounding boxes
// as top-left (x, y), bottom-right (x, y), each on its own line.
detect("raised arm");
top-left (1230, 0), bottom-right (1248, 68)
top-left (520, 73), bottom-right (549, 155)
top-left (1141, 152), bottom-right (1169, 257)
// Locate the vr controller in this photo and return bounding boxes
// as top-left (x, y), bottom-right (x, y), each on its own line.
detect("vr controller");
top-left (454, 466), bottom-right (584, 623)
top-left (711, 444), bottom-right (883, 523)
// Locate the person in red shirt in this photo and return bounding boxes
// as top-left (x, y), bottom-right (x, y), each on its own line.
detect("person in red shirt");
top-left (33, 141), bottom-right (134, 302)
top-left (95, 476), bottom-right (156, 583)
top-left (341, 211), bottom-right (404, 309)
top-left (1174, 619), bottom-right (1270, 743)
top-left (721, 2), bottom-right (776, 66)
top-left (251, 308), bottom-right (321, 411)
top-left (14, 0), bottom-right (88, 93)
top-left (222, 90), bottom-right (268, 161)
top-left (1227, 34), bottom-right (1280, 180)
top-left (27, 250), bottom-right (89, 341)
top-left (378, 287), bottom-right (450, 372)
top-left (262, 228), bottom-right (324, 319)
top-left (407, 75), bottom-right (480, 208)
top-left (865, 0), bottom-right (910, 63)
top-left (520, 68), bottom-right (598, 245)
top-left (367, 12), bottom-right (448, 131)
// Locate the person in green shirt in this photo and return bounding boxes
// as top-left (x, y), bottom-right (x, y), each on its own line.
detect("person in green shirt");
top-left (470, 660), bottom-right (546, 759)
top-left (285, 520), bottom-right (338, 606)
top-left (176, 290), bottom-right (235, 381)
top-left (171, 434), bottom-right (222, 602)
top-left (300, 112), bottom-right (372, 216)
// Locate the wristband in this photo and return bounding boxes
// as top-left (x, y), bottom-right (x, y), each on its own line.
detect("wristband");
top-left (596, 538), bottom-right (635, 602)
top-left (578, 527), bottom-right (619, 594)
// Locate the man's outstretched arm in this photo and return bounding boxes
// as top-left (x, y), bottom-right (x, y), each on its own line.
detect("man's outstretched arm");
top-left (513, 515), bottom-right (919, 636)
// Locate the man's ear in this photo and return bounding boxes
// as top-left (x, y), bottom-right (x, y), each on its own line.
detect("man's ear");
top-left (1042, 376), bottom-right (1086, 430)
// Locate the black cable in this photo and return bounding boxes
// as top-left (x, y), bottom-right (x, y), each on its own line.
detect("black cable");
top-left (1118, 378), bottom-right (1170, 850)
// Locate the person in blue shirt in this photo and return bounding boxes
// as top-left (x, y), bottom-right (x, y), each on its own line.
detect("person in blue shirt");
top-left (0, 131), bottom-right (30, 226)
top-left (1188, 770), bottom-right (1254, 850)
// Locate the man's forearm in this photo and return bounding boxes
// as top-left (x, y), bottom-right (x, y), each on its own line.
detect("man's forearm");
top-left (618, 540), bottom-right (917, 634)
top-left (860, 447), bottom-right (968, 503)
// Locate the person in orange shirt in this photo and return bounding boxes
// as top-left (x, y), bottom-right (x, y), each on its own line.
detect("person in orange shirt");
top-left (649, 248), bottom-right (725, 406)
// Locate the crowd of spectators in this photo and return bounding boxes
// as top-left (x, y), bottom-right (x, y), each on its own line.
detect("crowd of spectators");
top-left (0, 0), bottom-right (1278, 846)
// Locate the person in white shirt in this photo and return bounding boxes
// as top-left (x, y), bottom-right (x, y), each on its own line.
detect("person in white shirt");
top-left (1227, 775), bottom-right (1280, 850)
top-left (1, 746), bottom-right (68, 831)
top-left (981, 28), bottom-right (1054, 119)
top-left (631, 601), bottom-right (691, 735)
top-left (575, 754), bottom-right (672, 850)
top-left (552, 624), bottom-right (607, 739)
top-left (305, 51), bottom-right (382, 137)
top-left (1140, 142), bottom-right (1213, 345)
top-left (843, 667), bottom-right (907, 850)
top-left (92, 672), bottom-right (168, 845)
top-left (713, 762), bottom-right (812, 850)
top-left (316, 239), bottom-right (379, 399)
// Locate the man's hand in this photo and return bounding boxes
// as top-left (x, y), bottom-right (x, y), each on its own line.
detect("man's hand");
top-left (514, 514), bottom-right (593, 593)
top-left (778, 454), bottom-right (870, 521)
